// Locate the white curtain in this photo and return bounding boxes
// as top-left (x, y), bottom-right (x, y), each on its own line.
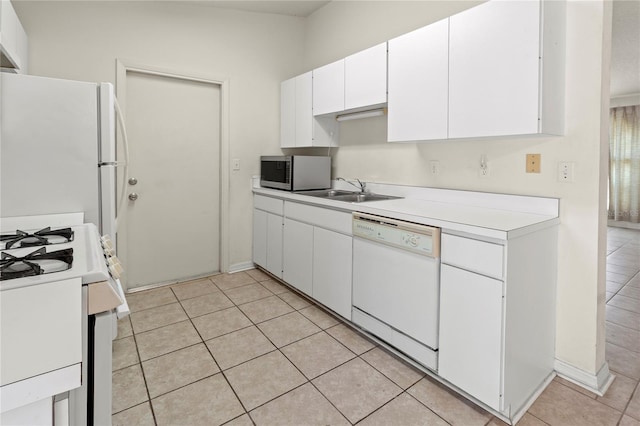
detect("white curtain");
top-left (609, 105), bottom-right (640, 223)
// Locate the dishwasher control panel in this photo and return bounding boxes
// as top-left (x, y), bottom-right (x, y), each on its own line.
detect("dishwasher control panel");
top-left (353, 213), bottom-right (440, 257)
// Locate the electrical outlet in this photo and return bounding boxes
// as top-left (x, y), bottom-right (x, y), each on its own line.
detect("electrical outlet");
top-left (430, 160), bottom-right (440, 175)
top-left (526, 154), bottom-right (541, 173)
top-left (479, 155), bottom-right (489, 178)
top-left (558, 161), bottom-right (574, 183)
top-left (232, 158), bottom-right (240, 171)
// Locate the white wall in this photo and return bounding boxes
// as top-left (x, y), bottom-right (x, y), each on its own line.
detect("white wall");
top-left (13, 1), bottom-right (306, 269)
top-left (303, 0), bottom-right (612, 378)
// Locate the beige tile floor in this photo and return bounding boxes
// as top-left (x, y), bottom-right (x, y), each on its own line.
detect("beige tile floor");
top-left (112, 227), bottom-right (640, 426)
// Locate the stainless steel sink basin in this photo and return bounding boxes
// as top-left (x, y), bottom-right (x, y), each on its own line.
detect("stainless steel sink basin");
top-left (294, 189), bottom-right (358, 198)
top-left (294, 189), bottom-right (401, 203)
top-left (331, 193), bottom-right (402, 203)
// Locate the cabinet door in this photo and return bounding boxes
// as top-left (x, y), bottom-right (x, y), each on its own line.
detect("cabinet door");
top-left (280, 77), bottom-right (296, 148)
top-left (313, 59), bottom-right (345, 116)
top-left (345, 42), bottom-right (387, 110)
top-left (252, 209), bottom-right (267, 268)
top-left (283, 218), bottom-right (313, 295)
top-left (448, 0), bottom-right (540, 138)
top-left (313, 228), bottom-right (352, 319)
top-left (265, 213), bottom-right (283, 278)
top-left (388, 18), bottom-right (449, 142)
top-left (439, 264), bottom-right (503, 410)
top-left (295, 72), bottom-right (313, 146)
top-left (0, 0), bottom-right (18, 65)
top-left (16, 19), bottom-right (27, 73)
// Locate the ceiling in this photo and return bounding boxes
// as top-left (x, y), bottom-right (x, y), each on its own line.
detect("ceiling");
top-left (187, 0), bottom-right (330, 17)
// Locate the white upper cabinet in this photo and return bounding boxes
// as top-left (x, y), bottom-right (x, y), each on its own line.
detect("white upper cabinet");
top-left (388, 19), bottom-right (449, 142)
top-left (280, 77), bottom-right (296, 148)
top-left (294, 72), bottom-right (313, 146)
top-left (281, 71), bottom-right (338, 148)
top-left (312, 42), bottom-right (388, 117)
top-left (280, 73), bottom-right (312, 148)
top-left (0, 0), bottom-right (29, 73)
top-left (313, 59), bottom-right (345, 116)
top-left (387, 0), bottom-right (564, 142)
top-left (448, 0), bottom-right (544, 138)
top-left (283, 0), bottom-right (564, 144)
top-left (344, 42), bottom-right (387, 111)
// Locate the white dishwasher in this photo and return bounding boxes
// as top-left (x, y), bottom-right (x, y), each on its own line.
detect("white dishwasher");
top-left (351, 212), bottom-right (441, 371)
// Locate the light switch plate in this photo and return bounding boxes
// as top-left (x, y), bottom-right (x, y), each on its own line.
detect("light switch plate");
top-left (526, 154), bottom-right (541, 173)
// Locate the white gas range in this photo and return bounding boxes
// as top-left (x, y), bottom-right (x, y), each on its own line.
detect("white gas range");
top-left (0, 214), bottom-right (129, 426)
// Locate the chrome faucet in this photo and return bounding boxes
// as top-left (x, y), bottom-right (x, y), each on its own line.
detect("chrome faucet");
top-left (336, 177), bottom-right (366, 193)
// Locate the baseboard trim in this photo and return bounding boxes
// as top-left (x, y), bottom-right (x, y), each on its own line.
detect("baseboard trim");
top-left (608, 220), bottom-right (640, 230)
top-left (228, 261), bottom-right (256, 274)
top-left (554, 359), bottom-right (614, 396)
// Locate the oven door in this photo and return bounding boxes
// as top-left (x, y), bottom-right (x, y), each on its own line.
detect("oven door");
top-left (69, 278), bottom-right (129, 426)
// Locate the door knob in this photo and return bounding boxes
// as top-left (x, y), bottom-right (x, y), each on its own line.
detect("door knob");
top-left (128, 177), bottom-right (138, 185)
top-left (128, 193), bottom-right (139, 201)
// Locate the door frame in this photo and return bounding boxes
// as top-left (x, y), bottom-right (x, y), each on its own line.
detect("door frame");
top-left (115, 59), bottom-right (230, 280)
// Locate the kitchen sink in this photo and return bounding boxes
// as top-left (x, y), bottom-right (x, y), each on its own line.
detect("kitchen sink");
top-left (331, 193), bottom-right (402, 203)
top-left (294, 189), bottom-right (357, 198)
top-left (294, 189), bottom-right (401, 203)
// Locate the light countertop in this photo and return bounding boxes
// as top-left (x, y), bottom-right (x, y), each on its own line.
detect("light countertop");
top-left (253, 186), bottom-right (559, 240)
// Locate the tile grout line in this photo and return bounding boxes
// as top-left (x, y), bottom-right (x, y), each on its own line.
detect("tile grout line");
top-left (618, 380), bottom-right (640, 423)
top-left (222, 278), bottom-right (334, 421)
top-left (174, 279), bottom-right (256, 421)
top-left (114, 316), bottom-right (159, 425)
top-left (253, 270), bottom-right (494, 424)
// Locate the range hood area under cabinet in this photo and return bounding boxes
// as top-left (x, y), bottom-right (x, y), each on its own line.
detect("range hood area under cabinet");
top-left (280, 42), bottom-right (387, 149)
top-left (280, 0), bottom-right (565, 147)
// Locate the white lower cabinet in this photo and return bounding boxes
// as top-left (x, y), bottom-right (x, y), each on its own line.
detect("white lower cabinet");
top-left (312, 227), bottom-right (352, 319)
top-left (438, 228), bottom-right (557, 416)
top-left (438, 264), bottom-right (503, 410)
top-left (253, 209), bottom-right (268, 268)
top-left (279, 201), bottom-right (352, 319)
top-left (253, 193), bottom-right (557, 421)
top-left (283, 218), bottom-right (313, 296)
top-left (252, 200), bottom-right (284, 279)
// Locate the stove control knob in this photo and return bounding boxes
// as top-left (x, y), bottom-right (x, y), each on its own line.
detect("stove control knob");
top-left (109, 263), bottom-right (124, 279)
top-left (101, 236), bottom-right (114, 251)
top-left (104, 247), bottom-right (115, 257)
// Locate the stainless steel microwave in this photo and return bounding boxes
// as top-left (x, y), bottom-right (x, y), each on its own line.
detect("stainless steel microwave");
top-left (260, 156), bottom-right (331, 191)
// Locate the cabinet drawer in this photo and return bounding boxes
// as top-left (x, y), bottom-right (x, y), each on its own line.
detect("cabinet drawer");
top-left (254, 195), bottom-right (284, 215)
top-left (284, 202), bottom-right (351, 235)
top-left (441, 234), bottom-right (504, 279)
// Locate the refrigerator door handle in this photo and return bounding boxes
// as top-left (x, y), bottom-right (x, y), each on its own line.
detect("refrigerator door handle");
top-left (114, 97), bottom-right (130, 225)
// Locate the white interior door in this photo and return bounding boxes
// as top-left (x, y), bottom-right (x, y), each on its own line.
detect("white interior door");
top-left (120, 70), bottom-right (221, 290)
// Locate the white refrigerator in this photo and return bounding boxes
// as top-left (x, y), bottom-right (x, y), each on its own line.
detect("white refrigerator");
top-left (1, 73), bottom-right (125, 426)
top-left (1, 72), bottom-right (118, 246)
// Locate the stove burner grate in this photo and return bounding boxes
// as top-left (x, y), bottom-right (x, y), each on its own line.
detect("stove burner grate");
top-left (0, 227), bottom-right (74, 250)
top-left (0, 247), bottom-right (74, 281)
